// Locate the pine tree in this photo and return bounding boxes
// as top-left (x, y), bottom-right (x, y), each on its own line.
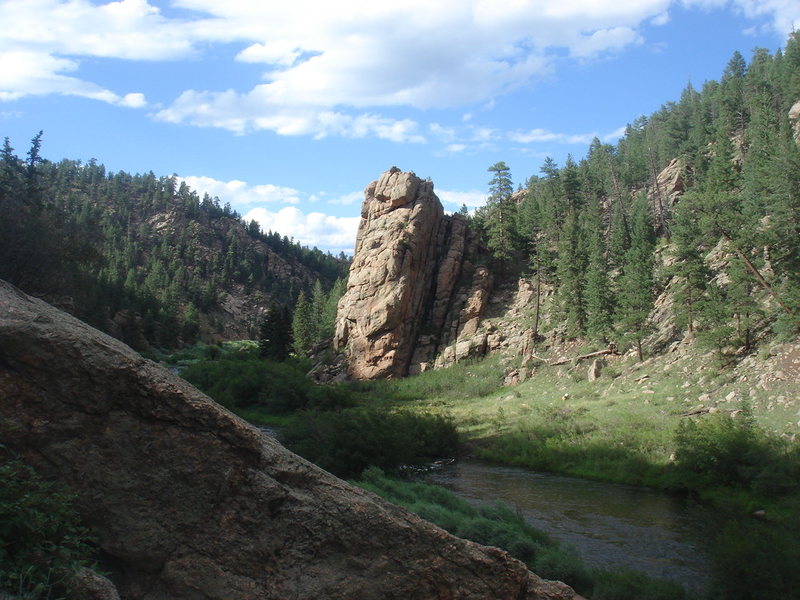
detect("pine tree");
top-left (484, 162), bottom-right (516, 268)
top-left (616, 194), bottom-right (656, 361)
top-left (260, 304), bottom-right (293, 360)
top-left (322, 277), bottom-right (346, 339)
top-left (555, 209), bottom-right (587, 337)
top-left (670, 199), bottom-right (710, 334)
top-left (583, 205), bottom-right (614, 343)
top-left (292, 291), bottom-right (315, 357)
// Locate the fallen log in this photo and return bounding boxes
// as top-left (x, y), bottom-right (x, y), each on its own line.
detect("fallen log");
top-left (548, 348), bottom-right (615, 367)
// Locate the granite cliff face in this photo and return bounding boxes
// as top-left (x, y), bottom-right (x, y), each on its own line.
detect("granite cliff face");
top-left (333, 167), bottom-right (492, 379)
top-left (0, 279), bottom-right (578, 600)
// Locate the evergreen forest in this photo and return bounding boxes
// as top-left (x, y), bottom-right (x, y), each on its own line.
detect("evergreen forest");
top-left (0, 139), bottom-right (349, 349)
top-left (473, 34), bottom-right (800, 359)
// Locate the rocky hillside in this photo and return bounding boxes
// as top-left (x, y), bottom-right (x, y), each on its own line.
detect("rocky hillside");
top-left (0, 278), bottom-right (579, 600)
top-left (0, 149), bottom-right (348, 350)
top-left (328, 38), bottom-right (800, 382)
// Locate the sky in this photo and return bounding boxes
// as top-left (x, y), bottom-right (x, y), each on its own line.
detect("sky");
top-left (1, 1), bottom-right (798, 255)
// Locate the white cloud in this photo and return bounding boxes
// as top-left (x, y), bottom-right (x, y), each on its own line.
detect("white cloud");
top-left (236, 41), bottom-right (303, 67)
top-left (602, 125), bottom-right (628, 142)
top-left (568, 26), bottom-right (643, 58)
top-left (508, 125), bottom-right (626, 145)
top-left (437, 189), bottom-right (487, 210)
top-left (243, 206), bottom-right (360, 254)
top-left (179, 175), bottom-right (302, 206)
top-left (2, 0), bottom-right (798, 138)
top-left (326, 191), bottom-right (363, 206)
top-left (0, 50), bottom-right (147, 106)
top-left (0, 0), bottom-right (193, 60)
top-left (156, 92), bottom-right (426, 141)
top-left (152, 0), bottom-right (680, 136)
top-left (683, 0), bottom-right (800, 37)
top-left (651, 10), bottom-right (671, 25)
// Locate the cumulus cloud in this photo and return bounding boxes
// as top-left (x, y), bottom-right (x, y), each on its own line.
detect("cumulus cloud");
top-left (0, 49), bottom-right (147, 106)
top-left (684, 0), bottom-right (800, 37)
top-left (326, 191), bottom-right (364, 206)
top-left (243, 206), bottom-right (360, 255)
top-left (0, 0), bottom-right (193, 60)
top-left (437, 189), bottom-right (487, 210)
top-left (509, 125), bottom-right (626, 145)
top-left (0, 0), bottom-right (181, 106)
top-left (179, 175), bottom-right (302, 206)
top-left (2, 0), bottom-right (799, 138)
top-left (156, 91), bottom-right (426, 140)
top-left (150, 0), bottom-right (684, 137)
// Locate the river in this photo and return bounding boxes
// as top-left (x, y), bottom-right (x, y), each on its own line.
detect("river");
top-left (424, 460), bottom-right (713, 593)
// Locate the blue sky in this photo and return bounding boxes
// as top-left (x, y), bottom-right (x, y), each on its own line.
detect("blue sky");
top-left (1, 1), bottom-right (797, 254)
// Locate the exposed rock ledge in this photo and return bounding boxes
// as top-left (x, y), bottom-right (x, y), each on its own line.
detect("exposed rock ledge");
top-left (0, 279), bottom-right (577, 600)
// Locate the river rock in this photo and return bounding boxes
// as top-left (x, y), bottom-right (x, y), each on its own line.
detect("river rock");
top-left (0, 280), bottom-right (578, 600)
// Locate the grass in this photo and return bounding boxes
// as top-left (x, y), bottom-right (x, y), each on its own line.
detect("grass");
top-left (383, 346), bottom-right (800, 490)
top-left (368, 349), bottom-right (800, 599)
top-left (353, 467), bottom-right (689, 600)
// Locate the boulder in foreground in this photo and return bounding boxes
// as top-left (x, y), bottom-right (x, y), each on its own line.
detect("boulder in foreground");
top-left (0, 280), bottom-right (577, 600)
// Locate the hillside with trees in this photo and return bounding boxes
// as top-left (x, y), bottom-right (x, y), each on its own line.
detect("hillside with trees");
top-left (0, 138), bottom-right (349, 349)
top-left (473, 33), bottom-right (800, 360)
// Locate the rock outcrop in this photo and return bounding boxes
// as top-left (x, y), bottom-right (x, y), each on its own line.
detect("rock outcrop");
top-left (334, 168), bottom-right (491, 379)
top-left (790, 100), bottom-right (800, 145)
top-left (650, 157), bottom-right (686, 212)
top-left (0, 279), bottom-right (577, 600)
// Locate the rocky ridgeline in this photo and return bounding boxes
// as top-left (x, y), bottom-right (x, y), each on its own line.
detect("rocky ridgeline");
top-left (332, 167), bottom-right (493, 379)
top-left (0, 279), bottom-right (578, 600)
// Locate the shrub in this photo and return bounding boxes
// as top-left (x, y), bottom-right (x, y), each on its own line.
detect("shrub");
top-left (181, 357), bottom-right (353, 414)
top-left (672, 404), bottom-right (800, 495)
top-left (283, 409), bottom-right (459, 478)
top-left (591, 569), bottom-right (688, 600)
top-left (706, 519), bottom-right (800, 600)
top-left (0, 456), bottom-right (95, 599)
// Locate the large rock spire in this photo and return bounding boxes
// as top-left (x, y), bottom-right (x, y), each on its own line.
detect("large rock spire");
top-left (333, 168), bottom-right (492, 379)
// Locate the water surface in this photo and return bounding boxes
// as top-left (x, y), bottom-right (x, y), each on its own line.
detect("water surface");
top-left (425, 460), bottom-right (712, 592)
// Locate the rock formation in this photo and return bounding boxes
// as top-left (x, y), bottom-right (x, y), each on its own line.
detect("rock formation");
top-left (790, 100), bottom-right (800, 145)
top-left (333, 167), bottom-right (492, 379)
top-left (0, 279), bottom-right (578, 600)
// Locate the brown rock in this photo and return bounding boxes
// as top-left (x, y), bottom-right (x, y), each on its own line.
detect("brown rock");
top-left (649, 158), bottom-right (686, 213)
top-left (0, 280), bottom-right (577, 600)
top-left (334, 168), bottom-right (492, 379)
top-left (68, 568), bottom-right (122, 600)
top-left (587, 358), bottom-right (605, 382)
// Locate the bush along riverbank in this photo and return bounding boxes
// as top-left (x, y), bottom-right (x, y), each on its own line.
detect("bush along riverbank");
top-left (175, 342), bottom-right (461, 478)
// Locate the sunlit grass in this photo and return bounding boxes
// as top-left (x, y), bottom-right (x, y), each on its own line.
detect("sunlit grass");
top-left (381, 346), bottom-right (800, 487)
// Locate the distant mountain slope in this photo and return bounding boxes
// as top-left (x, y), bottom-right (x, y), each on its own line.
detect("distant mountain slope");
top-left (0, 141), bottom-right (349, 349)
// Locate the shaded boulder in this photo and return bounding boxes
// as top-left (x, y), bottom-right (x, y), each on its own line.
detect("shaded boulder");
top-left (0, 280), bottom-right (577, 600)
